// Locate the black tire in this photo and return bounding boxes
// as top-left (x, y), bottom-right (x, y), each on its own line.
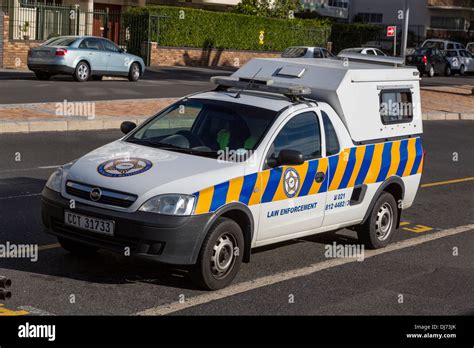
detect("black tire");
top-left (128, 62), bottom-right (140, 82)
top-left (428, 65), bottom-right (435, 77)
top-left (459, 65), bottom-right (466, 76)
top-left (356, 192), bottom-right (398, 249)
top-left (191, 218), bottom-right (244, 290)
top-left (58, 237), bottom-right (99, 255)
top-left (73, 61), bottom-right (90, 82)
top-left (35, 71), bottom-right (51, 80)
top-left (445, 65), bottom-right (452, 76)
top-left (92, 75), bottom-right (103, 81)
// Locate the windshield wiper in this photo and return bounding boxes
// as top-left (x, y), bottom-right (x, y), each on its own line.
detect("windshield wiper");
top-left (127, 138), bottom-right (218, 158)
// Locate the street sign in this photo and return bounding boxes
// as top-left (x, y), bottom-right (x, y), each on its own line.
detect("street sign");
top-left (387, 26), bottom-right (396, 37)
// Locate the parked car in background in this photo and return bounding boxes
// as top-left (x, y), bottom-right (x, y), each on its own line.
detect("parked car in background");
top-left (421, 39), bottom-right (465, 51)
top-left (27, 36), bottom-right (145, 82)
top-left (444, 49), bottom-right (474, 75)
top-left (281, 46), bottom-right (334, 59)
top-left (338, 47), bottom-right (386, 56)
top-left (405, 47), bottom-right (449, 77)
top-left (467, 42), bottom-right (474, 54)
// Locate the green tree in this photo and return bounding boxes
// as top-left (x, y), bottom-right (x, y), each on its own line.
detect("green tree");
top-left (233, 0), bottom-right (271, 17)
top-left (272, 0), bottom-right (301, 19)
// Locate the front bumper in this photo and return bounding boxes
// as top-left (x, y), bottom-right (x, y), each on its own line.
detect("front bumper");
top-left (41, 187), bottom-right (212, 265)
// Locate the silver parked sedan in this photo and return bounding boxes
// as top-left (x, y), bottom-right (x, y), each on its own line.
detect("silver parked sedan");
top-left (27, 36), bottom-right (145, 82)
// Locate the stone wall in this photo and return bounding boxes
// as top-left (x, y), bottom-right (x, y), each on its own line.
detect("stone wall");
top-left (149, 43), bottom-right (281, 68)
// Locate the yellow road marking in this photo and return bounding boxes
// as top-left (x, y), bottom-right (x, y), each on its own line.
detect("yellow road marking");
top-left (421, 177), bottom-right (474, 188)
top-left (399, 221), bottom-right (410, 226)
top-left (38, 243), bottom-right (60, 251)
top-left (403, 225), bottom-right (433, 233)
top-left (0, 304), bottom-right (30, 316)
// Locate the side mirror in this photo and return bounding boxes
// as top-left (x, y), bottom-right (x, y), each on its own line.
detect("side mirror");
top-left (266, 149), bottom-right (304, 168)
top-left (120, 121), bottom-right (136, 135)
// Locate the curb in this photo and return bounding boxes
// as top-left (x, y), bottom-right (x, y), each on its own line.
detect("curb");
top-left (0, 117), bottom-right (150, 134)
top-left (422, 112), bottom-right (474, 121)
top-left (1, 113), bottom-right (473, 134)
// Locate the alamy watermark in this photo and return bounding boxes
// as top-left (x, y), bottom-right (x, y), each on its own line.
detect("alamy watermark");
top-left (55, 99), bottom-right (96, 120)
top-left (324, 242), bottom-right (365, 262)
top-left (0, 242), bottom-right (38, 262)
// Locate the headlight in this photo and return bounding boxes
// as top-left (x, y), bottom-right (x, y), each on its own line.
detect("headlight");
top-left (45, 169), bottom-right (63, 192)
top-left (139, 194), bottom-right (195, 215)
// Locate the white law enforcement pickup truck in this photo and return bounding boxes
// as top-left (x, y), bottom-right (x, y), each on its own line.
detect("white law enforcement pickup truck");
top-left (41, 56), bottom-right (424, 290)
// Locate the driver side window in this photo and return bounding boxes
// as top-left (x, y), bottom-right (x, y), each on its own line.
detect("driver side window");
top-left (267, 112), bottom-right (321, 164)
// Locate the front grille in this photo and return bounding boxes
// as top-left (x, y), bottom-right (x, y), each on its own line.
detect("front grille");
top-left (66, 181), bottom-right (137, 208)
top-left (51, 218), bottom-right (139, 252)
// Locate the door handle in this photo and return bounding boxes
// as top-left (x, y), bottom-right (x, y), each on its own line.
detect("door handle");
top-left (315, 171), bottom-right (325, 183)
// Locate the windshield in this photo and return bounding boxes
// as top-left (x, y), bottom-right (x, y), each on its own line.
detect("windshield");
top-left (126, 98), bottom-right (278, 159)
top-left (422, 41), bottom-right (444, 50)
top-left (282, 47), bottom-right (308, 58)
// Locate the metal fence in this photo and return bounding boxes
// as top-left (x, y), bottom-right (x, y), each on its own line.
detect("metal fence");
top-left (1, 3), bottom-right (122, 43)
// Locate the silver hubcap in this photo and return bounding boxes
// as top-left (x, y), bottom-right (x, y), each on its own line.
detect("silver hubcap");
top-left (210, 233), bottom-right (236, 278)
top-left (132, 65), bottom-right (139, 79)
top-left (375, 202), bottom-right (393, 241)
top-left (78, 64), bottom-right (88, 80)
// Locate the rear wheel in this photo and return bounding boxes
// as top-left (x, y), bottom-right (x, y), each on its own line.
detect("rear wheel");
top-left (459, 65), bottom-right (466, 76)
top-left (191, 218), bottom-right (244, 290)
top-left (445, 65), bottom-right (452, 76)
top-left (356, 192), bottom-right (398, 249)
top-left (34, 71), bottom-right (51, 80)
top-left (73, 61), bottom-right (90, 82)
top-left (128, 62), bottom-right (140, 82)
top-left (428, 65), bottom-right (435, 77)
top-left (58, 237), bottom-right (98, 255)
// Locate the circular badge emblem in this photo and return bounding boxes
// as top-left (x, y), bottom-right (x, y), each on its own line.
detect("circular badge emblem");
top-left (283, 167), bottom-right (300, 198)
top-left (97, 158), bottom-right (152, 178)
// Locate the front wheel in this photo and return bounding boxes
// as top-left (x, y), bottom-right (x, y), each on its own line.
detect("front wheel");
top-left (356, 192), bottom-right (398, 249)
top-left (128, 62), bottom-right (140, 82)
top-left (459, 65), bottom-right (466, 76)
top-left (191, 218), bottom-right (244, 290)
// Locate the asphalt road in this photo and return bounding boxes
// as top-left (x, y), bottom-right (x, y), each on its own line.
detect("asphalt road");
top-left (0, 66), bottom-right (472, 104)
top-left (0, 121), bottom-right (472, 316)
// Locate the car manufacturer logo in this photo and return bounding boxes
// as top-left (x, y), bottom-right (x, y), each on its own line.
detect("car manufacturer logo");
top-left (97, 158), bottom-right (153, 177)
top-left (90, 188), bottom-right (102, 201)
top-left (283, 167), bottom-right (300, 198)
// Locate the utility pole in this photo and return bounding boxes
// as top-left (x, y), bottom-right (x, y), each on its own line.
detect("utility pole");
top-left (400, 0), bottom-right (410, 59)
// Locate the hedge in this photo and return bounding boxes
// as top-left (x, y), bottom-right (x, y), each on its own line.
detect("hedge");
top-left (125, 6), bottom-right (331, 52)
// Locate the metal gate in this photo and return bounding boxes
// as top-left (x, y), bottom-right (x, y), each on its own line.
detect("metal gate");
top-left (120, 13), bottom-right (168, 66)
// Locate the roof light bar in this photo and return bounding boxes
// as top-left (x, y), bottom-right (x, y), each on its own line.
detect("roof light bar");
top-left (211, 76), bottom-right (311, 96)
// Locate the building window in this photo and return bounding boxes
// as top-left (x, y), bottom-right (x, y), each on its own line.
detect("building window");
top-left (430, 16), bottom-right (467, 30)
top-left (357, 12), bottom-right (383, 23)
top-left (327, 0), bottom-right (349, 9)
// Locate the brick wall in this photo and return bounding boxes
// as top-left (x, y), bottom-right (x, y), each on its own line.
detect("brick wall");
top-left (2, 15), bottom-right (41, 69)
top-left (149, 43), bottom-right (281, 68)
top-left (0, 14), bottom-right (3, 68)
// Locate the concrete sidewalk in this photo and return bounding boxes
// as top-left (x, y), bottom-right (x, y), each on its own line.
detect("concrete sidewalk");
top-left (0, 89), bottom-right (472, 134)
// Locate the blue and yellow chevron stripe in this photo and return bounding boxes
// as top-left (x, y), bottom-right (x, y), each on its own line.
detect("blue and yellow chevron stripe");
top-left (193, 137), bottom-right (423, 215)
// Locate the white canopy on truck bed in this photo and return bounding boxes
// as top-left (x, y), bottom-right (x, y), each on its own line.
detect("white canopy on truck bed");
top-left (231, 57), bottom-right (422, 143)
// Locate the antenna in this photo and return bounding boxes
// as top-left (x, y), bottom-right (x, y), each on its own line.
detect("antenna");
top-left (234, 67), bottom-right (262, 99)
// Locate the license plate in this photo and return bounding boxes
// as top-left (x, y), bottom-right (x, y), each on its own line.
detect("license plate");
top-left (64, 211), bottom-right (115, 236)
